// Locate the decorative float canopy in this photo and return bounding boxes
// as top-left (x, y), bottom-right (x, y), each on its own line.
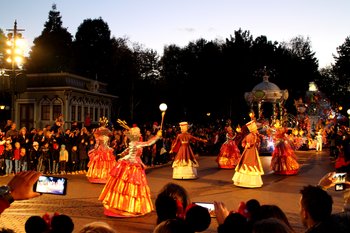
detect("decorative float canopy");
top-left (244, 72), bottom-right (288, 104)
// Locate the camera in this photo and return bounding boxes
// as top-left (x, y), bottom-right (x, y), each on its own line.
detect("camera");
top-left (193, 202), bottom-right (216, 218)
top-left (33, 175), bottom-right (67, 195)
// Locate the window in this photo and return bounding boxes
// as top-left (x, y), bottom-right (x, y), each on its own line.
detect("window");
top-left (95, 108), bottom-right (98, 122)
top-left (41, 105), bottom-right (50, 120)
top-left (105, 108), bottom-right (109, 118)
top-left (71, 105), bottom-right (76, 121)
top-left (52, 105), bottom-right (62, 120)
top-left (77, 105), bottom-right (82, 121)
top-left (84, 107), bottom-right (88, 117)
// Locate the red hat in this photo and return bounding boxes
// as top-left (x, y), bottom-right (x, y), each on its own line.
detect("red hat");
top-left (153, 122), bottom-right (158, 126)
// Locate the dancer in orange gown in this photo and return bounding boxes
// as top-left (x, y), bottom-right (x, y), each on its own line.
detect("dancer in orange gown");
top-left (99, 124), bottom-right (162, 217)
top-left (86, 117), bottom-right (116, 184)
top-left (270, 120), bottom-right (299, 175)
top-left (170, 122), bottom-right (207, 179)
top-left (216, 126), bottom-right (241, 169)
top-left (232, 120), bottom-right (264, 188)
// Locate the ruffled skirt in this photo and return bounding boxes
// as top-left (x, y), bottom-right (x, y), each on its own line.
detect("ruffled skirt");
top-left (216, 141), bottom-right (241, 169)
top-left (98, 160), bottom-right (153, 217)
top-left (271, 142), bottom-right (299, 175)
top-left (86, 147), bottom-right (116, 183)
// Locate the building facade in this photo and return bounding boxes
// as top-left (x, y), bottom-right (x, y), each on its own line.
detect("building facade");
top-left (14, 72), bottom-right (118, 130)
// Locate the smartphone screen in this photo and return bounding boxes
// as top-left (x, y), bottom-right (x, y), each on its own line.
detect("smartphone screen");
top-left (193, 202), bottom-right (216, 218)
top-left (335, 183), bottom-right (345, 191)
top-left (333, 173), bottom-right (347, 183)
top-left (33, 175), bottom-right (67, 195)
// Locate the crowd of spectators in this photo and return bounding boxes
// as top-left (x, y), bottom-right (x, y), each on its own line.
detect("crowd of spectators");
top-left (0, 118), bottom-right (229, 177)
top-left (1, 116), bottom-right (350, 177)
top-left (2, 170), bottom-right (349, 233)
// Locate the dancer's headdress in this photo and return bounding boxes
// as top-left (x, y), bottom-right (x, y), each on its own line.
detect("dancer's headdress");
top-left (99, 116), bottom-right (109, 126)
top-left (246, 120), bottom-right (257, 132)
top-left (116, 119), bottom-right (130, 130)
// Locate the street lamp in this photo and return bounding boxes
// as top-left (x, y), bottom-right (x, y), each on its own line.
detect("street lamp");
top-left (347, 109), bottom-right (350, 127)
top-left (5, 20), bottom-right (25, 121)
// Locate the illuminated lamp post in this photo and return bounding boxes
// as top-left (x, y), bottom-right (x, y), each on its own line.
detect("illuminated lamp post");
top-left (5, 20), bottom-right (25, 121)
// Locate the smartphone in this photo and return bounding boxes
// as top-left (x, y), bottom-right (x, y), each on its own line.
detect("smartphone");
top-left (193, 202), bottom-right (216, 218)
top-left (333, 173), bottom-right (347, 183)
top-left (33, 175), bottom-right (67, 195)
top-left (335, 183), bottom-right (345, 191)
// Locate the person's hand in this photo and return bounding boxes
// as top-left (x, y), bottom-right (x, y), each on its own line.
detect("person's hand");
top-left (214, 201), bottom-right (230, 225)
top-left (156, 130), bottom-right (162, 137)
top-left (318, 172), bottom-right (337, 189)
top-left (7, 171), bottom-right (42, 200)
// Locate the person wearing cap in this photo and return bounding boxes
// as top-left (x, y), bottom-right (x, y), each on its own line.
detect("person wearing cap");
top-left (232, 120), bottom-right (264, 188)
top-left (170, 122), bottom-right (207, 179)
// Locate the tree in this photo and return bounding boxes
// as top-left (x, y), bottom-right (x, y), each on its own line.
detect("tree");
top-left (0, 29), bottom-right (7, 68)
top-left (26, 4), bottom-right (73, 73)
top-left (72, 18), bottom-right (114, 83)
top-left (328, 36), bottom-right (350, 107)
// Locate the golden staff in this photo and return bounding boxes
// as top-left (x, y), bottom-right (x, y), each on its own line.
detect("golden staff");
top-left (159, 103), bottom-right (167, 130)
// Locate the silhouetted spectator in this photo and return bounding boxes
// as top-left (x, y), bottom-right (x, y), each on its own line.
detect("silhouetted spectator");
top-left (25, 215), bottom-right (48, 233)
top-left (50, 214), bottom-right (74, 233)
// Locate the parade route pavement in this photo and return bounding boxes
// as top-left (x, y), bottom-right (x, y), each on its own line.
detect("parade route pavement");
top-left (0, 150), bottom-right (345, 233)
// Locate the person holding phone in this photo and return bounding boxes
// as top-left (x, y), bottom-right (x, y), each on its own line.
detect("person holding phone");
top-left (0, 171), bottom-right (41, 214)
top-left (318, 171), bottom-right (350, 209)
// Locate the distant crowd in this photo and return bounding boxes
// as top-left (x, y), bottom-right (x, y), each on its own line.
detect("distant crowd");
top-left (1, 116), bottom-right (350, 176)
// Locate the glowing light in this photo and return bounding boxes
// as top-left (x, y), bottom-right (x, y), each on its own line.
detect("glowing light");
top-left (308, 82), bottom-right (318, 91)
top-left (159, 103), bottom-right (167, 112)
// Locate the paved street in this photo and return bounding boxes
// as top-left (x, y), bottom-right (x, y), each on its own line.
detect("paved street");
top-left (0, 150), bottom-right (345, 233)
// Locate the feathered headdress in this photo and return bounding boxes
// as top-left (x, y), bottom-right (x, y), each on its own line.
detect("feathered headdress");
top-left (116, 119), bottom-right (130, 130)
top-left (99, 116), bottom-right (109, 126)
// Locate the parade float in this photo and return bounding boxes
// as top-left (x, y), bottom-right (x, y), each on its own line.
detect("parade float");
top-left (244, 68), bottom-right (290, 154)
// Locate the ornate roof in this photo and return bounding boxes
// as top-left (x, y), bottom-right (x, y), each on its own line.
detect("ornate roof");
top-left (245, 73), bottom-right (288, 104)
top-left (252, 74), bottom-right (281, 91)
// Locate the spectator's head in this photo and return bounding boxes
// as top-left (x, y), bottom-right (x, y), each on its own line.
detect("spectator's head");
top-left (79, 221), bottom-right (117, 233)
top-left (25, 216), bottom-right (49, 233)
top-left (155, 194), bottom-right (178, 224)
top-left (252, 218), bottom-right (294, 233)
top-left (245, 199), bottom-right (261, 222)
top-left (157, 183), bottom-right (190, 219)
top-left (153, 218), bottom-right (193, 233)
top-left (217, 212), bottom-right (248, 233)
top-left (299, 185), bottom-right (333, 228)
top-left (259, 205), bottom-right (293, 231)
top-left (185, 204), bottom-right (211, 232)
top-left (50, 214), bottom-right (74, 233)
